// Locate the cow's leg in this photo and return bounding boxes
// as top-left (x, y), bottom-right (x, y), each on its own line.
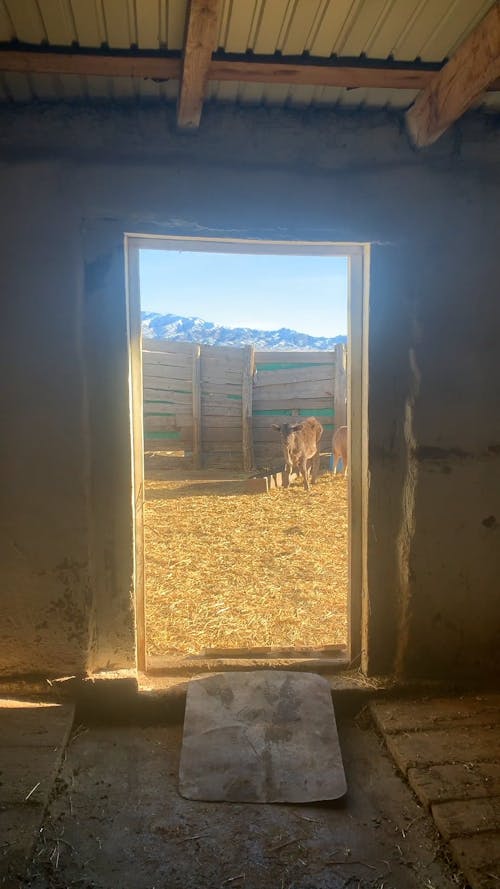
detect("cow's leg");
top-left (333, 453), bottom-right (339, 475)
top-left (299, 456), bottom-right (310, 491)
top-left (311, 450), bottom-right (320, 484)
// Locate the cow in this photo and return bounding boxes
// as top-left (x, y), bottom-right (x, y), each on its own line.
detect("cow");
top-left (272, 416), bottom-right (323, 491)
top-left (332, 425), bottom-right (348, 476)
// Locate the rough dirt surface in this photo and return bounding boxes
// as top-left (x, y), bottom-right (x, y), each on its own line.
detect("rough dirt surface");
top-left (23, 713), bottom-right (465, 889)
top-left (145, 470), bottom-right (348, 657)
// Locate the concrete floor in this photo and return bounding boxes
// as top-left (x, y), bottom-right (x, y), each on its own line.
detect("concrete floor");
top-left (21, 710), bottom-right (463, 889)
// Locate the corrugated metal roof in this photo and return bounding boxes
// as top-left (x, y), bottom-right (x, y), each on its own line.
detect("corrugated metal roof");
top-left (0, 0), bottom-right (498, 110)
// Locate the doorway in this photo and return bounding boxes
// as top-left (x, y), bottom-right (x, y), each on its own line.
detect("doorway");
top-left (125, 236), bottom-right (368, 673)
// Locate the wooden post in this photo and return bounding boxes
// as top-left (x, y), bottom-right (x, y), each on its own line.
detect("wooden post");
top-left (242, 345), bottom-right (255, 472)
top-left (334, 343), bottom-right (347, 430)
top-left (192, 344), bottom-right (202, 469)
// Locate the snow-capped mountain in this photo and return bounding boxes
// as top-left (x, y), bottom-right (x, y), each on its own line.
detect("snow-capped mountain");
top-left (141, 312), bottom-right (346, 351)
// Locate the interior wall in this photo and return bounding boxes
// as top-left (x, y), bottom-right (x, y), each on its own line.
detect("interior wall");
top-left (0, 104), bottom-right (499, 679)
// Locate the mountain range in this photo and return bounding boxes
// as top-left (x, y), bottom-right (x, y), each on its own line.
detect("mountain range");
top-left (141, 312), bottom-right (346, 351)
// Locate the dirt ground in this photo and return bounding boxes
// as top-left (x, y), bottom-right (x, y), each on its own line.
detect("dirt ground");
top-left (23, 710), bottom-right (464, 889)
top-left (144, 469), bottom-right (348, 656)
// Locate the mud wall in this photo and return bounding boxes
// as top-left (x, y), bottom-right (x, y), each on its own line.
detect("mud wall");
top-left (0, 104), bottom-right (498, 678)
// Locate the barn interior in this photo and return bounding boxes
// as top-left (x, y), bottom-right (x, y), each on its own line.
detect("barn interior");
top-left (1, 1), bottom-right (500, 887)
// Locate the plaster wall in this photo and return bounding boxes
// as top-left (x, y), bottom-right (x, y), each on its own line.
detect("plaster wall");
top-left (0, 104), bottom-right (499, 678)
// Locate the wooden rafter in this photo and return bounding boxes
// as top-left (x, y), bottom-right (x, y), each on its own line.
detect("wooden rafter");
top-left (0, 50), bottom-right (181, 80)
top-left (406, 1), bottom-right (500, 147)
top-left (178, 0), bottom-right (222, 129)
top-left (0, 47), bottom-right (499, 113)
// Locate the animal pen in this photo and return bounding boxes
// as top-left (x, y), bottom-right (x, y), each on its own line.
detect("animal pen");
top-left (142, 340), bottom-right (347, 469)
top-left (141, 339), bottom-right (349, 662)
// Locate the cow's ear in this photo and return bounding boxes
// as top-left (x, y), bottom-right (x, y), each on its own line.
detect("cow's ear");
top-left (271, 424), bottom-right (281, 431)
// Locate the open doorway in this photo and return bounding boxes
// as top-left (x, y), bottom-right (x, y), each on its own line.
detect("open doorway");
top-left (125, 236), bottom-right (367, 673)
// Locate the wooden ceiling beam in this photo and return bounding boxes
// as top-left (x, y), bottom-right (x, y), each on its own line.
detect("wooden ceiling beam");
top-left (177, 0), bottom-right (222, 129)
top-left (210, 59), bottom-right (435, 90)
top-left (0, 48), bottom-right (499, 95)
top-left (0, 50), bottom-right (182, 80)
top-left (406, 1), bottom-right (500, 147)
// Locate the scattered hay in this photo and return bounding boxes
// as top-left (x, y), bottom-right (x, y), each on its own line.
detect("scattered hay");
top-left (144, 470), bottom-right (348, 656)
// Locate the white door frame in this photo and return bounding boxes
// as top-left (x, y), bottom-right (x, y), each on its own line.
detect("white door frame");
top-left (125, 234), bottom-right (369, 673)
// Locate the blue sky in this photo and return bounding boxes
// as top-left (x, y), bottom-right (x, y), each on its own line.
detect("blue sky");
top-left (139, 249), bottom-right (348, 337)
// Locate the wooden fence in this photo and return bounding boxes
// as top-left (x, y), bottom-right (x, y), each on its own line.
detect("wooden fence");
top-left (142, 340), bottom-right (347, 470)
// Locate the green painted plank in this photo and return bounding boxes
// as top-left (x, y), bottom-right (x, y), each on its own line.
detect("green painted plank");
top-left (253, 409), bottom-right (294, 416)
top-left (256, 362), bottom-right (331, 371)
top-left (226, 394), bottom-right (242, 400)
top-left (299, 407), bottom-right (334, 417)
top-left (143, 431), bottom-right (181, 440)
top-left (144, 411), bottom-right (177, 417)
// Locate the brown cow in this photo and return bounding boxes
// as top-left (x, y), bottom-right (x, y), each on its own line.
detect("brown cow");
top-left (272, 416), bottom-right (323, 491)
top-left (332, 425), bottom-right (348, 476)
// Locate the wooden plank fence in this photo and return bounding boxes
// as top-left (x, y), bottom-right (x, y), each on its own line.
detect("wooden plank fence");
top-left (142, 339), bottom-right (347, 470)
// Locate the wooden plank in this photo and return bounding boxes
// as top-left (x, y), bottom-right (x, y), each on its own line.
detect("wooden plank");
top-left (449, 833), bottom-right (500, 889)
top-left (210, 59), bottom-right (444, 90)
top-left (198, 414), bottom-right (243, 426)
top-left (143, 389), bottom-right (192, 406)
top-left (253, 398), bottom-right (334, 412)
top-left (406, 3), bottom-right (500, 147)
top-left (0, 49), bottom-right (181, 80)
top-left (201, 344), bottom-right (244, 359)
top-left (371, 695), bottom-right (500, 735)
top-left (254, 366), bottom-right (335, 386)
top-left (201, 372), bottom-right (243, 386)
top-left (384, 728), bottom-right (500, 775)
top-left (203, 437), bottom-right (241, 454)
top-left (143, 339), bottom-right (194, 353)
top-left (242, 344), bottom-right (254, 472)
top-left (192, 344), bottom-right (201, 469)
top-left (144, 399), bottom-right (192, 415)
top-left (252, 381), bottom-right (334, 400)
top-left (143, 415), bottom-right (192, 431)
top-left (202, 384), bottom-right (243, 397)
top-left (408, 763), bottom-right (500, 809)
top-left (2, 48), bottom-right (500, 94)
top-left (334, 342), bottom-right (347, 430)
top-left (143, 346), bottom-right (193, 363)
top-left (143, 353), bottom-right (193, 372)
top-left (202, 426), bottom-right (243, 443)
top-left (178, 0), bottom-right (222, 128)
top-left (142, 364), bottom-right (192, 383)
top-left (201, 349), bottom-right (244, 364)
top-left (432, 797), bottom-right (500, 841)
top-left (202, 405), bottom-right (242, 417)
top-left (142, 376), bottom-right (192, 395)
top-left (144, 439), bottom-right (185, 452)
top-left (255, 351), bottom-right (335, 365)
top-left (143, 403), bottom-right (178, 415)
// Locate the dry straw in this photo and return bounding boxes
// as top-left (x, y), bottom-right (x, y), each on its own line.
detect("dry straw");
top-left (144, 470), bottom-right (348, 656)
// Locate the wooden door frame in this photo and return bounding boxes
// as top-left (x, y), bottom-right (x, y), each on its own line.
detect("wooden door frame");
top-left (125, 234), bottom-right (369, 674)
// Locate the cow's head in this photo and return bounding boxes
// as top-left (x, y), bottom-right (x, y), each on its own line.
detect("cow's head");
top-left (271, 421), bottom-right (303, 443)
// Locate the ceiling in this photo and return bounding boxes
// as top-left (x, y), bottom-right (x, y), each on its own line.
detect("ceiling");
top-left (0, 0), bottom-right (499, 112)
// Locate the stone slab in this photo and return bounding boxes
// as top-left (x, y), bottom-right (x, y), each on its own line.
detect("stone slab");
top-left (0, 698), bottom-right (75, 882)
top-left (0, 803), bottom-right (44, 878)
top-left (179, 671), bottom-right (347, 803)
top-left (384, 727), bottom-right (500, 774)
top-left (0, 700), bottom-right (75, 748)
top-left (432, 797), bottom-right (500, 840)
top-left (450, 833), bottom-right (500, 889)
top-left (408, 762), bottom-right (500, 808)
top-left (371, 695), bottom-right (500, 734)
